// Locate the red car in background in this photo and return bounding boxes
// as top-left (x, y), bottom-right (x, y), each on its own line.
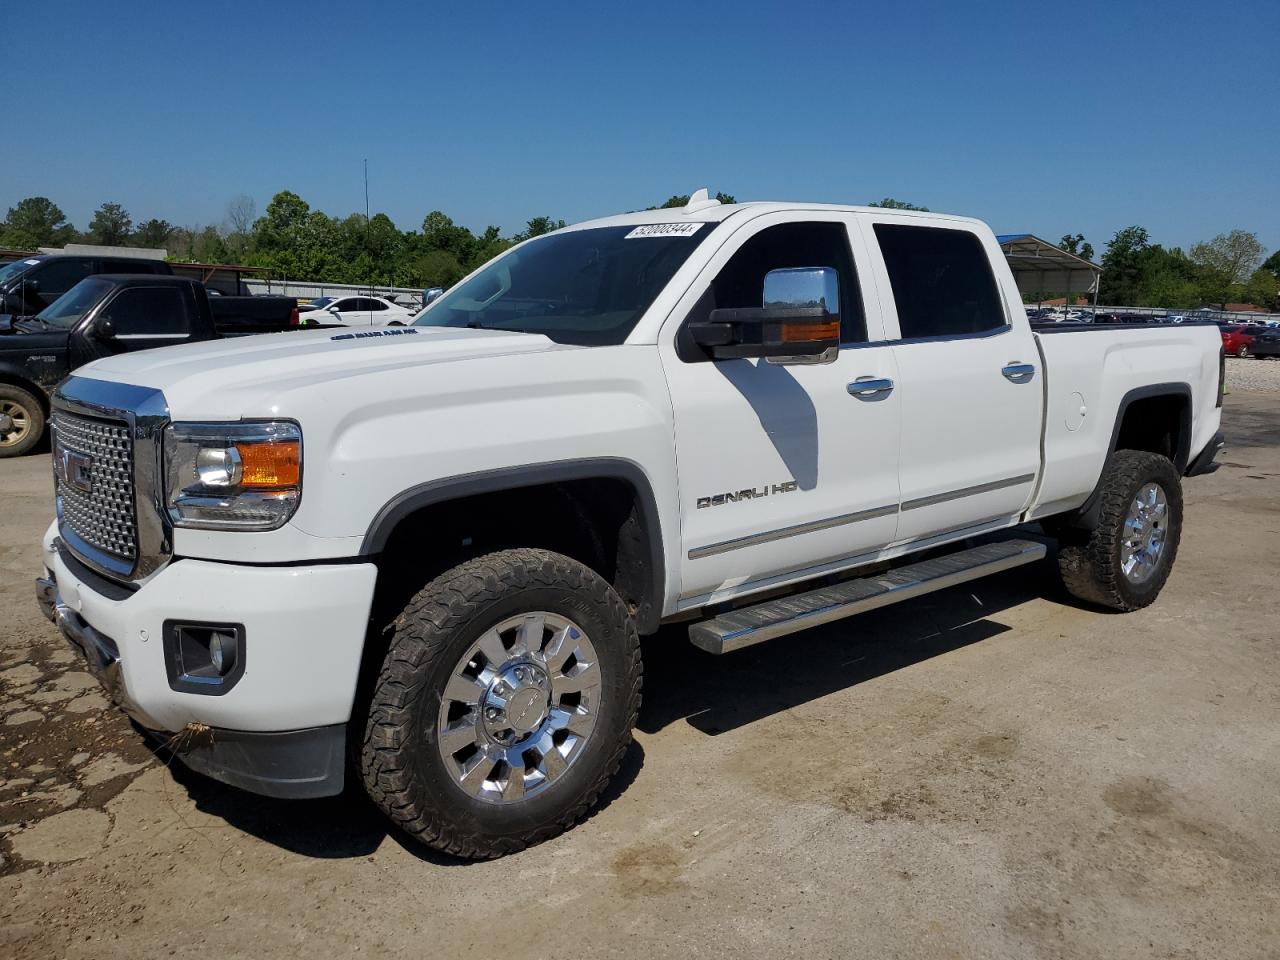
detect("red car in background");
top-left (1220, 324), bottom-right (1258, 357)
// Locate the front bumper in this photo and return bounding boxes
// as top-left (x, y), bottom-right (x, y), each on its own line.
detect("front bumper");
top-left (37, 522), bottom-right (378, 798)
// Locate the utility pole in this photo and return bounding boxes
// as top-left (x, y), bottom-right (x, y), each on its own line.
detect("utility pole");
top-left (364, 159), bottom-right (372, 296)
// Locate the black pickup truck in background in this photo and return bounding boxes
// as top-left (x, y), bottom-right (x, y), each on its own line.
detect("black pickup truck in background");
top-left (0, 275), bottom-right (299, 457)
top-left (0, 252), bottom-right (293, 323)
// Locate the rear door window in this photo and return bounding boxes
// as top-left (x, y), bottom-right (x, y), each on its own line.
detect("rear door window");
top-left (873, 224), bottom-right (1005, 340)
top-left (99, 287), bottom-right (188, 336)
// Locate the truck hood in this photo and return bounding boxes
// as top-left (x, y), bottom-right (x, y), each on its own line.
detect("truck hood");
top-left (75, 325), bottom-right (580, 419)
top-left (0, 317), bottom-right (69, 351)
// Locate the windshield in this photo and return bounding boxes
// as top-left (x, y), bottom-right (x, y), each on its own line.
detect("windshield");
top-left (414, 224), bottom-right (708, 345)
top-left (36, 277), bottom-right (114, 329)
top-left (0, 258), bottom-right (40, 286)
top-left (308, 297), bottom-right (335, 310)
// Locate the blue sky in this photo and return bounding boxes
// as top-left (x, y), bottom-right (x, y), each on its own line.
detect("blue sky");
top-left (6, 0), bottom-right (1278, 255)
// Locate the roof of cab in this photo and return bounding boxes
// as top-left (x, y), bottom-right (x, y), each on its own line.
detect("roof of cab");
top-left (562, 196), bottom-right (985, 233)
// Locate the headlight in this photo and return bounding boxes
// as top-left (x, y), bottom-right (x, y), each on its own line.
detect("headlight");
top-left (164, 421), bottom-right (302, 530)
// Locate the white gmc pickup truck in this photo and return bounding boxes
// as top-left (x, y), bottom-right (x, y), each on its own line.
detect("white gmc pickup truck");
top-left (35, 193), bottom-right (1225, 858)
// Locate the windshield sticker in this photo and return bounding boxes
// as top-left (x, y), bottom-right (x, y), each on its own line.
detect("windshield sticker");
top-left (330, 328), bottom-right (420, 342)
top-left (624, 223), bottom-right (704, 239)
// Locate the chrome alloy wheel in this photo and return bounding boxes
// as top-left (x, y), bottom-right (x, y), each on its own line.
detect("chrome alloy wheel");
top-left (436, 612), bottom-right (601, 804)
top-left (1121, 482), bottom-right (1169, 584)
top-left (0, 400), bottom-right (31, 449)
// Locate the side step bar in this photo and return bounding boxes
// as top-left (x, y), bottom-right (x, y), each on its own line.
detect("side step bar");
top-left (688, 538), bottom-right (1046, 655)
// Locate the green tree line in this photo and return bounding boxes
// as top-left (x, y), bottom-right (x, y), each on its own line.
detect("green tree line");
top-left (0, 192), bottom-right (570, 290)
top-left (3, 192), bottom-right (1275, 307)
top-left (1091, 226), bottom-right (1277, 309)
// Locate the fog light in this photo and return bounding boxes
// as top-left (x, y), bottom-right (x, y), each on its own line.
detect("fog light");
top-left (163, 621), bottom-right (245, 694)
top-left (209, 632), bottom-right (227, 674)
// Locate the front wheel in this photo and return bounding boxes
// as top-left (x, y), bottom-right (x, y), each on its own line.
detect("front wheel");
top-left (1238, 344), bottom-right (1251, 358)
top-left (361, 548), bottom-right (642, 858)
top-left (1057, 450), bottom-right (1183, 611)
top-left (0, 384), bottom-right (45, 458)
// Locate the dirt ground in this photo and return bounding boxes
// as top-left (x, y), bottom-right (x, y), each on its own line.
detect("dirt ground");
top-left (2, 391), bottom-right (1277, 960)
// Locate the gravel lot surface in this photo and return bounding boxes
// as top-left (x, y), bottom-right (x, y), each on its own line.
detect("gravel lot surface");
top-left (2, 393), bottom-right (1277, 960)
top-left (1226, 354), bottom-right (1280, 393)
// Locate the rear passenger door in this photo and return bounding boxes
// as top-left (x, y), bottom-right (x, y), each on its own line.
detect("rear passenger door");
top-left (860, 218), bottom-right (1042, 544)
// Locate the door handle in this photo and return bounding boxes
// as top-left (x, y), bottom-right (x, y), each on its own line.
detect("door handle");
top-left (1002, 362), bottom-right (1036, 383)
top-left (848, 376), bottom-right (894, 399)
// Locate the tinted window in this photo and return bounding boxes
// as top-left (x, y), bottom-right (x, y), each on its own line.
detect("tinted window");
top-left (37, 278), bottom-right (115, 329)
top-left (99, 287), bottom-right (188, 336)
top-left (367, 298), bottom-right (388, 311)
top-left (30, 259), bottom-right (93, 299)
top-left (102, 259), bottom-right (163, 275)
top-left (0, 259), bottom-right (37, 285)
top-left (416, 225), bottom-right (706, 346)
top-left (334, 298), bottom-right (360, 312)
top-left (873, 224), bottom-right (1004, 339)
top-left (691, 221), bottom-right (866, 343)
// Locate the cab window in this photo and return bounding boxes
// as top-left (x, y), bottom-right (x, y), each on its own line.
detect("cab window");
top-left (101, 259), bottom-right (164, 275)
top-left (873, 224), bottom-right (1005, 339)
top-left (29, 259), bottom-right (93, 304)
top-left (99, 287), bottom-right (188, 336)
top-left (687, 221), bottom-right (866, 346)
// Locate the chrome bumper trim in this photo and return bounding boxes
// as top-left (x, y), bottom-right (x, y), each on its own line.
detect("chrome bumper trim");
top-left (35, 575), bottom-right (161, 729)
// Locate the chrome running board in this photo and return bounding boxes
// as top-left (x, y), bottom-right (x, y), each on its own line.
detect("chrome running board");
top-left (688, 538), bottom-right (1046, 655)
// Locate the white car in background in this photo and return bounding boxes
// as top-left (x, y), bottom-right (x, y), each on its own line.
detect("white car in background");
top-left (298, 295), bottom-right (416, 327)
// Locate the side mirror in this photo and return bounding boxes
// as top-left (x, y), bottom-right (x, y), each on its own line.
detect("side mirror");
top-left (327, 305), bottom-right (342, 314)
top-left (689, 266), bottom-right (840, 363)
top-left (95, 318), bottom-right (117, 341)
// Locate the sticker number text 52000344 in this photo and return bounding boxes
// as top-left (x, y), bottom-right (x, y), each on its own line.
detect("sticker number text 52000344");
top-left (624, 223), bottom-right (704, 239)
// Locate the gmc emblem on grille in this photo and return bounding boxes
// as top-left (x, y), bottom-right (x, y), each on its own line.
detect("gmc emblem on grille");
top-left (55, 449), bottom-right (94, 494)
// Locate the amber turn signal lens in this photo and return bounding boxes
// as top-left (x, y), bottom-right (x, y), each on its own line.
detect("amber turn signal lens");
top-left (780, 319), bottom-right (839, 343)
top-left (235, 441), bottom-right (301, 488)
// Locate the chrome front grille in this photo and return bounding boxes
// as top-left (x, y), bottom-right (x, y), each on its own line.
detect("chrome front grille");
top-left (52, 412), bottom-right (138, 562)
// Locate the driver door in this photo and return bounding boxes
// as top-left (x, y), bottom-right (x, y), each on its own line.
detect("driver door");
top-left (659, 213), bottom-right (902, 606)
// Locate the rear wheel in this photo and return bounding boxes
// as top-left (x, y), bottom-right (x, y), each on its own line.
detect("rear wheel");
top-left (1238, 344), bottom-right (1251, 357)
top-left (361, 548), bottom-right (642, 858)
top-left (0, 385), bottom-right (45, 458)
top-left (1057, 450), bottom-right (1183, 611)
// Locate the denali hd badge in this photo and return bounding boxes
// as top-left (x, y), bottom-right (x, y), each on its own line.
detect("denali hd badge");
top-left (697, 480), bottom-right (797, 509)
top-left (330, 328), bottom-right (420, 342)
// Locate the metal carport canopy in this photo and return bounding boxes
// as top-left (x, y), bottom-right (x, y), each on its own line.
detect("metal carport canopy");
top-left (997, 234), bottom-right (1101, 295)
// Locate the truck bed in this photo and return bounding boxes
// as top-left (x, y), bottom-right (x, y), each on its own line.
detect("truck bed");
top-left (1028, 321), bottom-right (1223, 521)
